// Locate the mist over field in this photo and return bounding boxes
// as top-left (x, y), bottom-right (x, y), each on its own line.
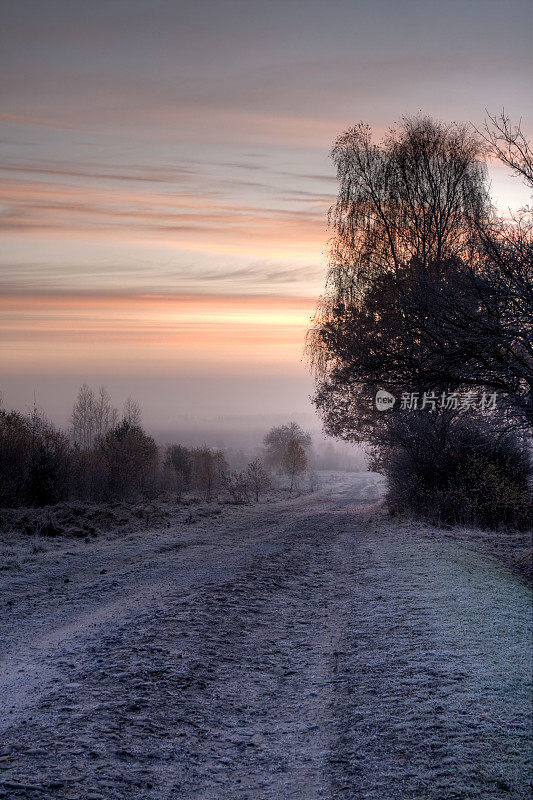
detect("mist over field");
top-left (1, 373), bottom-right (316, 432)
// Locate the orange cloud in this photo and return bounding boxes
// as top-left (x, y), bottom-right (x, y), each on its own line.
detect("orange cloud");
top-left (0, 175), bottom-right (328, 262)
top-left (0, 292), bottom-right (316, 375)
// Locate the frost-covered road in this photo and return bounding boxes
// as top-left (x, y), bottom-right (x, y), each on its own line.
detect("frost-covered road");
top-left (0, 473), bottom-right (531, 799)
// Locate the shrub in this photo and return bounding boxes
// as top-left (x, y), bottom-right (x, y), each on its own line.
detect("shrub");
top-left (69, 446), bottom-right (107, 502)
top-left (246, 459), bottom-right (271, 502)
top-left (263, 422), bottom-right (311, 471)
top-left (190, 447), bottom-right (228, 502)
top-left (97, 420), bottom-right (159, 501)
top-left (378, 412), bottom-right (531, 529)
top-left (27, 413), bottom-right (70, 506)
top-left (282, 439), bottom-right (308, 494)
top-left (225, 470), bottom-right (250, 504)
top-left (0, 408), bottom-right (70, 507)
top-left (163, 444), bottom-right (193, 499)
top-left (0, 410), bottom-right (32, 506)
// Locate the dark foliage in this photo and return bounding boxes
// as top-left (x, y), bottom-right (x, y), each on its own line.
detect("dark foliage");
top-left (309, 115), bottom-right (532, 435)
top-left (376, 413), bottom-right (531, 529)
top-left (163, 444), bottom-right (193, 499)
top-left (0, 409), bottom-right (70, 507)
top-left (189, 447), bottom-right (228, 502)
top-left (307, 114), bottom-right (532, 529)
top-left (97, 420), bottom-right (159, 501)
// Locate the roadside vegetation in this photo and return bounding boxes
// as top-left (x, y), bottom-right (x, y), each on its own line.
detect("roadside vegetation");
top-left (307, 112), bottom-right (532, 530)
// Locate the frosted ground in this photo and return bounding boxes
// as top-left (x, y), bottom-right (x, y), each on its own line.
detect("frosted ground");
top-left (0, 472), bottom-right (531, 799)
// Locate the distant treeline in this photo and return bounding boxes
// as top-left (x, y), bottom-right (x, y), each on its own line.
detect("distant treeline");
top-left (0, 386), bottom-right (319, 507)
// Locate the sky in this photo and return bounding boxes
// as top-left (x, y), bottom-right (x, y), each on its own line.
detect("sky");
top-left (1, 0), bottom-right (531, 430)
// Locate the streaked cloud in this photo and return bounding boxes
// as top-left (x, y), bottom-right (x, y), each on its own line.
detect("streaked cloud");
top-left (1, 0), bottom-right (530, 419)
top-left (1, 291), bottom-right (315, 375)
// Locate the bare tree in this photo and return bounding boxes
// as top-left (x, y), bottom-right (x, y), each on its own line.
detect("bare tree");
top-left (471, 111), bottom-right (533, 426)
top-left (163, 444), bottom-right (193, 500)
top-left (263, 422), bottom-right (311, 471)
top-left (93, 386), bottom-right (118, 440)
top-left (225, 470), bottom-right (250, 504)
top-left (71, 384), bottom-right (96, 450)
top-left (246, 459), bottom-right (270, 502)
top-left (282, 439), bottom-right (307, 494)
top-left (476, 110), bottom-right (533, 188)
top-left (71, 384), bottom-right (120, 449)
top-left (320, 117), bottom-right (488, 306)
top-left (191, 447), bottom-right (228, 502)
top-left (123, 396), bottom-right (142, 427)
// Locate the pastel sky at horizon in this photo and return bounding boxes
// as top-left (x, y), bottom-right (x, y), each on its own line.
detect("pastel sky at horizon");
top-left (1, 0), bottom-right (531, 429)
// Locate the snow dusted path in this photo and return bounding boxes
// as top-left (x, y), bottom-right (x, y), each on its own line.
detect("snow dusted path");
top-left (0, 473), bottom-right (531, 799)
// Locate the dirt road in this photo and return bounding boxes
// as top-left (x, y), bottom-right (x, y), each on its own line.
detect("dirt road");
top-left (0, 473), bottom-right (531, 799)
